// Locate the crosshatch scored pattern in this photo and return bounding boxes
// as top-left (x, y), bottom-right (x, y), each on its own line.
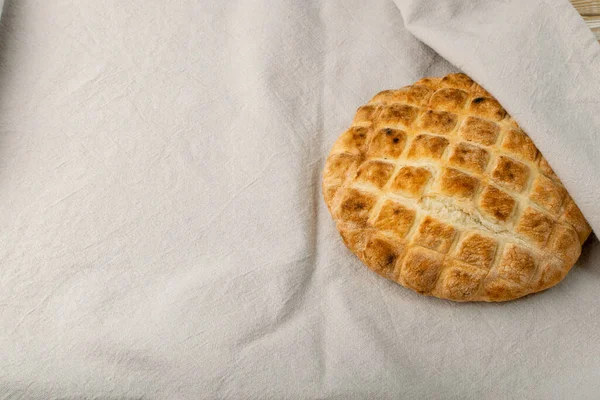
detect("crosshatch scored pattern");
top-left (323, 73), bottom-right (592, 302)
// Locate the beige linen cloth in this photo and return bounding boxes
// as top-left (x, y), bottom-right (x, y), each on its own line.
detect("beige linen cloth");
top-left (0, 0), bottom-right (599, 398)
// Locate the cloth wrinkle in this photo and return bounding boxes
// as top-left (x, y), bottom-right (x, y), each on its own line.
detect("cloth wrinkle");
top-left (1, 0), bottom-right (600, 397)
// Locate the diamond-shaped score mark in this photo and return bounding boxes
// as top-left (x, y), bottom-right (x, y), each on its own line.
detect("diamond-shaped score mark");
top-left (478, 185), bottom-right (516, 222)
top-left (323, 153), bottom-right (358, 184)
top-left (548, 224), bottom-right (580, 264)
top-left (370, 85), bottom-right (433, 107)
top-left (332, 126), bottom-right (370, 155)
top-left (400, 246), bottom-right (444, 293)
top-left (529, 174), bottom-right (567, 215)
top-left (492, 155), bottom-right (530, 192)
top-left (516, 207), bottom-right (555, 247)
top-left (367, 128), bottom-right (407, 159)
top-left (373, 200), bottom-right (416, 238)
top-left (415, 77), bottom-right (441, 89)
top-left (501, 129), bottom-right (539, 162)
top-left (533, 259), bottom-right (564, 292)
top-left (437, 259), bottom-right (487, 300)
top-left (480, 278), bottom-right (525, 302)
top-left (468, 96), bottom-right (506, 121)
top-left (561, 197), bottom-right (591, 243)
top-left (455, 232), bottom-right (498, 270)
top-left (389, 166), bottom-right (432, 197)
top-left (496, 244), bottom-right (536, 285)
top-left (440, 73), bottom-right (475, 90)
top-left (440, 168), bottom-right (479, 199)
top-left (339, 227), bottom-right (367, 254)
top-left (448, 142), bottom-right (489, 174)
top-left (376, 104), bottom-right (419, 129)
top-left (369, 90), bottom-right (396, 105)
top-left (429, 88), bottom-right (468, 113)
top-left (407, 134), bottom-right (449, 160)
top-left (336, 188), bottom-right (377, 226)
top-left (352, 105), bottom-right (379, 126)
top-left (459, 116), bottom-right (500, 146)
top-left (363, 235), bottom-right (405, 279)
top-left (415, 110), bottom-right (458, 135)
top-left (354, 160), bottom-right (395, 189)
top-left (412, 216), bottom-right (456, 253)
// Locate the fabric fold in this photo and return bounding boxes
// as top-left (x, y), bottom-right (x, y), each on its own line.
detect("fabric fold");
top-left (394, 0), bottom-right (600, 235)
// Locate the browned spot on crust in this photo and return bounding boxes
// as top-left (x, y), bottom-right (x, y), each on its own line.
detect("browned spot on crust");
top-left (496, 244), bottom-right (536, 285)
top-left (492, 156), bottom-right (530, 192)
top-left (501, 129), bottom-right (539, 162)
top-left (479, 185), bottom-right (516, 222)
top-left (440, 168), bottom-right (479, 199)
top-left (355, 160), bottom-right (395, 189)
top-left (368, 128), bottom-right (407, 159)
top-left (363, 235), bottom-right (405, 279)
top-left (455, 232), bottom-right (498, 270)
top-left (448, 142), bottom-right (489, 174)
top-left (376, 104), bottom-right (419, 129)
top-left (468, 96), bottom-right (506, 121)
top-left (459, 116), bottom-right (500, 146)
top-left (373, 201), bottom-right (417, 238)
top-left (389, 166), bottom-right (432, 197)
top-left (516, 207), bottom-right (555, 248)
top-left (429, 88), bottom-right (469, 112)
top-left (407, 134), bottom-right (449, 160)
top-left (400, 246), bottom-right (444, 294)
top-left (416, 110), bottom-right (458, 135)
top-left (336, 189), bottom-right (377, 226)
top-left (412, 216), bottom-right (456, 253)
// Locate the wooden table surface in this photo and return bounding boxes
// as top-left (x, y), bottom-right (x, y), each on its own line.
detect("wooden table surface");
top-left (572, 0), bottom-right (600, 40)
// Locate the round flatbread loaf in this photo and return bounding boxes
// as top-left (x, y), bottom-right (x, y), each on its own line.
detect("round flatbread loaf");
top-left (322, 73), bottom-right (591, 302)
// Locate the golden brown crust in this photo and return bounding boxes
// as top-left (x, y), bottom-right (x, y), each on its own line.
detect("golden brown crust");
top-left (529, 174), bottom-right (567, 215)
top-left (400, 246), bottom-right (444, 294)
top-left (413, 216), bottom-right (456, 253)
top-left (448, 142), bottom-right (489, 174)
top-left (322, 73), bottom-right (591, 302)
top-left (515, 207), bottom-right (554, 248)
top-left (407, 134), bottom-right (449, 159)
top-left (440, 168), bottom-right (479, 199)
top-left (491, 156), bottom-right (530, 193)
top-left (496, 244), bottom-right (536, 285)
top-left (478, 185), bottom-right (516, 222)
top-left (389, 166), bottom-right (432, 197)
top-left (562, 197), bottom-right (592, 243)
top-left (355, 160), bottom-right (395, 189)
top-left (459, 116), bottom-right (499, 146)
top-left (416, 110), bottom-right (458, 134)
top-left (373, 200), bottom-right (416, 239)
top-left (368, 128), bottom-right (407, 158)
top-left (429, 88), bottom-right (469, 112)
top-left (501, 129), bottom-right (539, 162)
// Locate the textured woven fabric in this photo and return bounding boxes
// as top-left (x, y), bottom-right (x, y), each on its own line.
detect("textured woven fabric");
top-left (0, 0), bottom-right (598, 398)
